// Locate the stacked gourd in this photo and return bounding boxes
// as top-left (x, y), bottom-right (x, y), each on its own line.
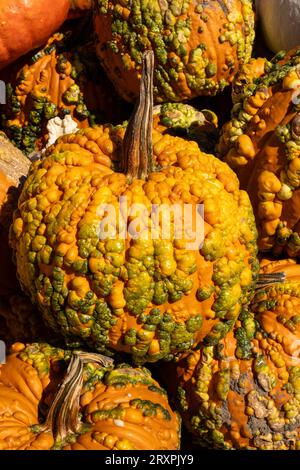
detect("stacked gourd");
top-left (0, 0), bottom-right (300, 451)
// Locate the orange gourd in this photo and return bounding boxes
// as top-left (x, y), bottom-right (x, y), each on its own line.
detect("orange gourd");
top-left (93, 0), bottom-right (255, 103)
top-left (0, 343), bottom-right (180, 450)
top-left (218, 48), bottom-right (300, 257)
top-left (254, 258), bottom-right (300, 353)
top-left (0, 0), bottom-right (70, 70)
top-left (165, 258), bottom-right (300, 449)
top-left (10, 52), bottom-right (258, 364)
top-left (2, 33), bottom-right (130, 155)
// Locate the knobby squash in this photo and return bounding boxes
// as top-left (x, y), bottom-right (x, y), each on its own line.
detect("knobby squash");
top-left (254, 258), bottom-right (300, 350)
top-left (94, 0), bottom-right (255, 103)
top-left (167, 259), bottom-right (300, 449)
top-left (153, 103), bottom-right (218, 154)
top-left (218, 48), bottom-right (300, 257)
top-left (10, 52), bottom-right (258, 364)
top-left (0, 343), bottom-right (180, 450)
top-left (2, 33), bottom-right (130, 156)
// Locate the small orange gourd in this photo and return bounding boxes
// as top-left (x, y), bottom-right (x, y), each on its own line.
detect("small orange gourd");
top-left (0, 343), bottom-right (180, 450)
top-left (0, 0), bottom-right (70, 69)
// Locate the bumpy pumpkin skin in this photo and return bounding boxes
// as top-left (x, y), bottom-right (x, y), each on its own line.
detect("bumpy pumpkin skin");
top-left (218, 48), bottom-right (300, 256)
top-left (63, 366), bottom-right (180, 450)
top-left (255, 258), bottom-right (300, 348)
top-left (94, 0), bottom-right (255, 103)
top-left (10, 123), bottom-right (258, 364)
top-left (2, 33), bottom-right (130, 156)
top-left (172, 299), bottom-right (300, 449)
top-left (0, 342), bottom-right (66, 450)
top-left (231, 57), bottom-right (267, 104)
top-left (0, 343), bottom-right (180, 451)
top-left (153, 104), bottom-right (219, 154)
top-left (0, 0), bottom-right (70, 70)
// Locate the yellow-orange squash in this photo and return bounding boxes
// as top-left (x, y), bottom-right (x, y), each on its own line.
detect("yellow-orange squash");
top-left (0, 0), bottom-right (70, 70)
top-left (0, 342), bottom-right (64, 450)
top-left (166, 259), bottom-right (300, 449)
top-left (0, 343), bottom-right (180, 450)
top-left (2, 33), bottom-right (130, 155)
top-left (10, 52), bottom-right (258, 364)
top-left (170, 317), bottom-right (300, 449)
top-left (218, 48), bottom-right (300, 256)
top-left (254, 258), bottom-right (300, 348)
top-left (94, 0), bottom-right (255, 103)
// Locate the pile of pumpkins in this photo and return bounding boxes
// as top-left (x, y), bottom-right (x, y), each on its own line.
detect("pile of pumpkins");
top-left (1, 0), bottom-right (300, 451)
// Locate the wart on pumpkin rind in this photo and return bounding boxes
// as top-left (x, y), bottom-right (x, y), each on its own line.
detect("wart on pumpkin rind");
top-left (218, 48), bottom-right (300, 256)
top-left (10, 51), bottom-right (258, 364)
top-left (94, 0), bottom-right (254, 102)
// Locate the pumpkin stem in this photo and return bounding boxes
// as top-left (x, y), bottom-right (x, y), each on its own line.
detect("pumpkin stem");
top-left (122, 51), bottom-right (154, 182)
top-left (42, 351), bottom-right (113, 445)
top-left (256, 272), bottom-right (286, 289)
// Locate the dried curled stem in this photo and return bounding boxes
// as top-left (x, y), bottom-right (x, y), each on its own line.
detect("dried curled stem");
top-left (256, 272), bottom-right (286, 289)
top-left (42, 351), bottom-right (113, 445)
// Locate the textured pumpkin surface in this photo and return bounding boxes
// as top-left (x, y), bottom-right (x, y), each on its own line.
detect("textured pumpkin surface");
top-left (63, 365), bottom-right (180, 450)
top-left (231, 57), bottom-right (267, 104)
top-left (254, 258), bottom-right (300, 350)
top-left (0, 0), bottom-right (70, 70)
top-left (94, 0), bottom-right (255, 103)
top-left (153, 103), bottom-right (219, 154)
top-left (0, 342), bottom-right (65, 450)
top-left (0, 343), bottom-right (180, 450)
top-left (218, 48), bottom-right (300, 256)
top-left (2, 33), bottom-right (129, 156)
top-left (10, 121), bottom-right (258, 363)
top-left (170, 294), bottom-right (300, 449)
